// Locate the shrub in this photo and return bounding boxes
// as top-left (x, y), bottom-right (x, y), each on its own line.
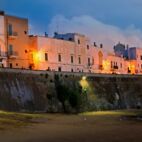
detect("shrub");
top-left (56, 84), bottom-right (70, 113)
top-left (45, 73), bottom-right (48, 79)
top-left (69, 89), bottom-right (82, 112)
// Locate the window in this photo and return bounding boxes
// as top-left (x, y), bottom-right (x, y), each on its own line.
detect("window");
top-left (8, 44), bottom-right (13, 55)
top-left (8, 24), bottom-right (13, 35)
top-left (140, 56), bottom-right (142, 60)
top-left (78, 56), bottom-right (81, 64)
top-left (71, 55), bottom-right (74, 63)
top-left (111, 61), bottom-right (113, 68)
top-left (25, 50), bottom-right (28, 53)
top-left (113, 62), bottom-right (115, 66)
top-left (9, 63), bottom-right (12, 68)
top-left (78, 39), bottom-right (80, 44)
top-left (58, 54), bottom-right (61, 62)
top-left (16, 63), bottom-right (18, 66)
top-left (114, 62), bottom-right (118, 69)
top-left (88, 58), bottom-right (91, 66)
top-left (24, 31), bottom-right (27, 34)
top-left (58, 67), bottom-right (62, 72)
top-left (45, 53), bottom-right (48, 61)
top-left (71, 69), bottom-right (74, 72)
top-left (87, 45), bottom-right (89, 50)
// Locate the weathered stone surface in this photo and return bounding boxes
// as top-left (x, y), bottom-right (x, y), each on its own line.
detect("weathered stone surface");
top-left (0, 69), bottom-right (142, 112)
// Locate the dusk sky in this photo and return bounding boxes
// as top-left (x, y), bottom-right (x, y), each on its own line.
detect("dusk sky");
top-left (1, 0), bottom-right (142, 49)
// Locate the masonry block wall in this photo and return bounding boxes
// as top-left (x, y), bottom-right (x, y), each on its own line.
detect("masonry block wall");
top-left (0, 69), bottom-right (142, 112)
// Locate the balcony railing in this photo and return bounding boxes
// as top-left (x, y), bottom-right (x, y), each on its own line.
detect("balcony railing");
top-left (0, 51), bottom-right (7, 58)
top-left (111, 66), bottom-right (119, 70)
top-left (7, 51), bottom-right (18, 58)
top-left (8, 32), bottom-right (18, 39)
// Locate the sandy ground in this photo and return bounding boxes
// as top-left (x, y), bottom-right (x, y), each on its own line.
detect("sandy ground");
top-left (0, 113), bottom-right (142, 142)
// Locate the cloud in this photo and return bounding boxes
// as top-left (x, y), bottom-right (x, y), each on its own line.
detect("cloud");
top-left (48, 15), bottom-right (142, 51)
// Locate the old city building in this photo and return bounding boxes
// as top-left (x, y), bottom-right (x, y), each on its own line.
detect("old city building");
top-left (0, 11), bottom-right (141, 74)
top-left (0, 11), bottom-right (31, 69)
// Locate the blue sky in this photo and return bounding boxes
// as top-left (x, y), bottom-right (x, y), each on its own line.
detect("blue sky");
top-left (1, 0), bottom-right (142, 48)
top-left (1, 0), bottom-right (142, 31)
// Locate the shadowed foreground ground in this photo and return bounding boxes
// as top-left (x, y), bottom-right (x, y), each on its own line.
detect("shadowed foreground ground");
top-left (0, 110), bottom-right (142, 142)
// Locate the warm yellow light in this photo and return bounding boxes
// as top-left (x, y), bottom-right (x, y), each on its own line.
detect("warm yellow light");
top-left (32, 51), bottom-right (43, 64)
top-left (103, 60), bottom-right (110, 71)
top-left (80, 76), bottom-right (95, 98)
top-left (80, 76), bottom-right (89, 90)
top-left (128, 63), bottom-right (135, 74)
top-left (82, 76), bottom-right (87, 80)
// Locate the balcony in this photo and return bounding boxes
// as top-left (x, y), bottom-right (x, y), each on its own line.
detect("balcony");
top-left (0, 52), bottom-right (7, 59)
top-left (111, 66), bottom-right (119, 70)
top-left (8, 32), bottom-right (18, 40)
top-left (8, 51), bottom-right (18, 59)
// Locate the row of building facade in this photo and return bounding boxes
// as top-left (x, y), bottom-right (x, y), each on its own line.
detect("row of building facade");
top-left (0, 11), bottom-right (142, 74)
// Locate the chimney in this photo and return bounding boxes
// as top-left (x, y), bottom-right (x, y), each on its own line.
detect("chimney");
top-left (54, 32), bottom-right (58, 36)
top-left (126, 44), bottom-right (129, 50)
top-left (100, 43), bottom-right (103, 48)
top-left (45, 32), bottom-right (48, 37)
top-left (0, 11), bottom-right (5, 15)
top-left (94, 42), bottom-right (97, 47)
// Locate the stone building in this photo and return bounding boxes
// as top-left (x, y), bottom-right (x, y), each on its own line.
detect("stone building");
top-left (1, 11), bottom-right (142, 74)
top-left (0, 11), bottom-right (30, 69)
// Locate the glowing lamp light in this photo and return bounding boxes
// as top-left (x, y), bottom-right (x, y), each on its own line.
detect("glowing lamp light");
top-left (103, 60), bottom-right (110, 71)
top-left (80, 76), bottom-right (89, 92)
top-left (32, 51), bottom-right (43, 64)
top-left (82, 76), bottom-right (87, 80)
top-left (128, 63), bottom-right (135, 74)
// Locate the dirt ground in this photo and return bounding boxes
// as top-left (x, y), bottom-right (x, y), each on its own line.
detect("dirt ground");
top-left (0, 111), bottom-right (142, 142)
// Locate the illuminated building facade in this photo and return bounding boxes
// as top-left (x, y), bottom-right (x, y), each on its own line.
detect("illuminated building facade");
top-left (0, 11), bottom-right (142, 74)
top-left (0, 11), bottom-right (7, 67)
top-left (126, 47), bottom-right (142, 74)
top-left (29, 34), bottom-right (107, 73)
top-left (0, 11), bottom-right (31, 69)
